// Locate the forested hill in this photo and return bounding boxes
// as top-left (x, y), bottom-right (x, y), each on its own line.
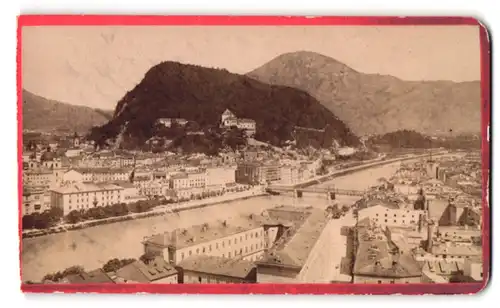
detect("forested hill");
top-left (90, 61), bottom-right (360, 149)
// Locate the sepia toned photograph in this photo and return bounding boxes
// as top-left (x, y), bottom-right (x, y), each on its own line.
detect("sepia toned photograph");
top-left (19, 18), bottom-right (489, 293)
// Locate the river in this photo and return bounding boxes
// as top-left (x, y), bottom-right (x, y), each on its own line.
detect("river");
top-left (21, 161), bottom-right (404, 282)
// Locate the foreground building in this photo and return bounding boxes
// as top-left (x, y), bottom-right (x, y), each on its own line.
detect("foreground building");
top-left (353, 218), bottom-right (423, 284)
top-left (114, 257), bottom-right (178, 284)
top-left (142, 215), bottom-right (271, 265)
top-left (178, 255), bottom-right (256, 283)
top-left (60, 268), bottom-right (115, 284)
top-left (255, 207), bottom-right (339, 283)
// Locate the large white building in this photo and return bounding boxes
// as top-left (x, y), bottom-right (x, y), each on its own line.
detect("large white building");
top-left (50, 182), bottom-right (125, 215)
top-left (62, 168), bottom-right (132, 183)
top-left (220, 109), bottom-right (256, 137)
top-left (205, 166), bottom-right (236, 187)
top-left (142, 215), bottom-right (270, 265)
top-left (169, 171), bottom-right (207, 190)
top-left (357, 204), bottom-right (426, 229)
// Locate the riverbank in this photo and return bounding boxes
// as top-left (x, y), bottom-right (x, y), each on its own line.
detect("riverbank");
top-left (22, 186), bottom-right (266, 239)
top-left (271, 152), bottom-right (448, 190)
top-left (22, 152), bottom-right (446, 239)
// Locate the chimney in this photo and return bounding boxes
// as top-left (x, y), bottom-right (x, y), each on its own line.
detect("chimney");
top-left (426, 222), bottom-right (435, 253)
top-left (163, 232), bottom-right (170, 246)
top-left (171, 229), bottom-right (178, 245)
top-left (418, 213), bottom-right (424, 233)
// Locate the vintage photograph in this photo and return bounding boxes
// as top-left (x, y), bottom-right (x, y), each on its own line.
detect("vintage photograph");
top-left (20, 23), bottom-right (485, 287)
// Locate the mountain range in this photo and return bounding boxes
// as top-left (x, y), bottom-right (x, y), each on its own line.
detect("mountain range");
top-left (22, 51), bottom-right (482, 147)
top-left (90, 61), bottom-right (360, 149)
top-left (21, 89), bottom-right (113, 133)
top-left (247, 51), bottom-right (481, 136)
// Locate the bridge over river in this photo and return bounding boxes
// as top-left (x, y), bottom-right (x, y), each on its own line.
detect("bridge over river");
top-left (266, 186), bottom-right (366, 200)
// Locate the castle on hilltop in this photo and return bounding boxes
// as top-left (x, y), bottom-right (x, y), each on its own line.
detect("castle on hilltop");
top-left (220, 109), bottom-right (256, 137)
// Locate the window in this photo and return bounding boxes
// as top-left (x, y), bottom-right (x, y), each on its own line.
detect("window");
top-left (196, 248), bottom-right (200, 254)
top-left (251, 244), bottom-right (254, 251)
top-left (255, 232), bottom-right (258, 238)
top-left (394, 220), bottom-right (397, 223)
top-left (222, 241), bottom-right (225, 248)
top-left (377, 280), bottom-right (382, 284)
top-left (202, 247), bottom-right (206, 253)
top-left (385, 219), bottom-right (388, 223)
top-left (240, 236), bottom-right (243, 242)
top-left (222, 254), bottom-right (225, 258)
top-left (181, 253), bottom-right (185, 260)
top-left (390, 281), bottom-right (395, 284)
top-left (209, 245), bottom-right (212, 252)
top-left (189, 250), bottom-right (192, 256)
top-left (246, 234), bottom-right (248, 240)
top-left (245, 247), bottom-right (248, 253)
top-left (235, 238), bottom-right (238, 244)
top-left (385, 214), bottom-right (388, 217)
top-left (228, 252), bottom-right (231, 258)
top-left (198, 277), bottom-right (202, 283)
top-left (376, 213), bottom-right (379, 216)
top-left (251, 233), bottom-right (253, 238)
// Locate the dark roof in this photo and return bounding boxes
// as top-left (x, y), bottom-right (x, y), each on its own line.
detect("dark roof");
top-left (62, 269), bottom-right (114, 284)
top-left (178, 255), bottom-right (255, 279)
top-left (115, 257), bottom-right (177, 283)
top-left (354, 225), bottom-right (422, 278)
top-left (258, 208), bottom-right (330, 268)
top-left (72, 167), bottom-right (132, 174)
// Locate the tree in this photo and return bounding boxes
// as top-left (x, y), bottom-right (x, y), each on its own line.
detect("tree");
top-left (225, 127), bottom-right (247, 150)
top-left (139, 252), bottom-right (156, 265)
top-left (102, 258), bottom-right (136, 272)
top-left (62, 265), bottom-right (84, 277)
top-left (22, 215), bottom-right (35, 230)
top-left (65, 210), bottom-right (83, 224)
top-left (43, 265), bottom-right (85, 282)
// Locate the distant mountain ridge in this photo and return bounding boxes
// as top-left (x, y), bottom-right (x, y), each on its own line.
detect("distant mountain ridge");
top-left (91, 61), bottom-right (360, 150)
top-left (247, 51), bottom-right (481, 136)
top-left (22, 89), bottom-right (113, 133)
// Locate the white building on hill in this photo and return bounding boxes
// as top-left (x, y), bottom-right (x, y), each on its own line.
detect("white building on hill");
top-left (221, 109), bottom-right (256, 137)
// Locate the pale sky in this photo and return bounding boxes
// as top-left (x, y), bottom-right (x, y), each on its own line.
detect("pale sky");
top-left (22, 25), bottom-right (480, 110)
